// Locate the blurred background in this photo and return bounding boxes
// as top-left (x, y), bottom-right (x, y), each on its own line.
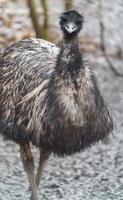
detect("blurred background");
top-left (0, 0), bottom-right (123, 200)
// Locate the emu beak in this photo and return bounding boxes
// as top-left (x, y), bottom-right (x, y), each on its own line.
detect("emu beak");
top-left (65, 23), bottom-right (77, 33)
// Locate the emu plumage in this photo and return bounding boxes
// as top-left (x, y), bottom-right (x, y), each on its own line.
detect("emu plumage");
top-left (0, 10), bottom-right (113, 200)
top-left (0, 38), bottom-right (112, 156)
top-left (0, 38), bottom-right (59, 147)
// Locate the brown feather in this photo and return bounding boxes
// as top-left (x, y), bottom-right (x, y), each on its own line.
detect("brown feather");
top-left (0, 38), bottom-right (113, 156)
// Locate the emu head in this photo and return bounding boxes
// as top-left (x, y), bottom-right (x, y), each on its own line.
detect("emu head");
top-left (59, 10), bottom-right (84, 37)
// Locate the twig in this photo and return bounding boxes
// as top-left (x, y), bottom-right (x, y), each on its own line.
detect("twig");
top-left (27, 0), bottom-right (42, 38)
top-left (64, 0), bottom-right (73, 10)
top-left (40, 0), bottom-right (50, 40)
top-left (99, 0), bottom-right (123, 77)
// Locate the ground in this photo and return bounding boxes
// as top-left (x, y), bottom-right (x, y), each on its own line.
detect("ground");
top-left (0, 0), bottom-right (123, 200)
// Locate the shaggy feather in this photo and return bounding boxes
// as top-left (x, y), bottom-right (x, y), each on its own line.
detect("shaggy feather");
top-left (0, 37), bottom-right (113, 156)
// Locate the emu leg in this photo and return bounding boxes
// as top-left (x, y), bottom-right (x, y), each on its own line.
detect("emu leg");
top-left (20, 143), bottom-right (38, 200)
top-left (36, 150), bottom-right (50, 187)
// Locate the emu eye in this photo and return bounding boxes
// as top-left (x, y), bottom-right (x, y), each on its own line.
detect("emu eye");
top-left (76, 20), bottom-right (82, 25)
top-left (62, 17), bottom-right (67, 23)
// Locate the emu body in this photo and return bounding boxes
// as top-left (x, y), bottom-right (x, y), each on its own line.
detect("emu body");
top-left (0, 10), bottom-right (113, 200)
top-left (0, 38), bottom-right (112, 155)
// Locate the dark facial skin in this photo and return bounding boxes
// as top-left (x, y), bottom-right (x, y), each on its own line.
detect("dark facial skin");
top-left (59, 10), bottom-right (84, 38)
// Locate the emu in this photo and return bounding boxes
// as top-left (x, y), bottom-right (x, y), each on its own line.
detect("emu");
top-left (0, 10), bottom-right (113, 200)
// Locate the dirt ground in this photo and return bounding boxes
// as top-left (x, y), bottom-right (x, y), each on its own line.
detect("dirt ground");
top-left (0, 0), bottom-right (123, 200)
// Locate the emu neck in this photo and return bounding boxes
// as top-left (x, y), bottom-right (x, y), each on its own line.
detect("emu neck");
top-left (62, 36), bottom-right (78, 48)
top-left (56, 35), bottom-right (83, 77)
